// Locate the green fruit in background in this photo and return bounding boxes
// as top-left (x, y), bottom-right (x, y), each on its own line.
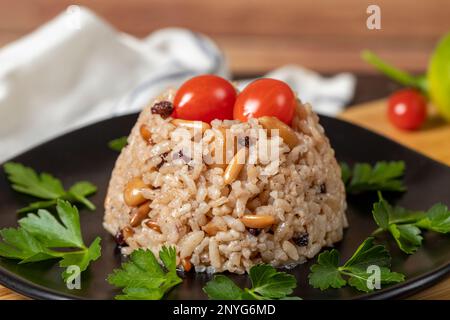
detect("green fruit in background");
top-left (363, 31), bottom-right (450, 122)
top-left (427, 32), bottom-right (450, 121)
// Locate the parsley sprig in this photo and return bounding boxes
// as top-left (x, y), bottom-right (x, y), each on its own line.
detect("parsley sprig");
top-left (372, 193), bottom-right (450, 254)
top-left (203, 264), bottom-right (301, 300)
top-left (0, 200), bottom-right (101, 281)
top-left (108, 136), bottom-right (128, 152)
top-left (108, 247), bottom-right (182, 300)
top-left (4, 162), bottom-right (97, 212)
top-left (308, 237), bottom-right (404, 292)
top-left (340, 161), bottom-right (406, 194)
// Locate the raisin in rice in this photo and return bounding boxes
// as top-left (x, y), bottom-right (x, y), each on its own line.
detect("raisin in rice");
top-left (293, 233), bottom-right (309, 247)
top-left (151, 101), bottom-right (174, 119)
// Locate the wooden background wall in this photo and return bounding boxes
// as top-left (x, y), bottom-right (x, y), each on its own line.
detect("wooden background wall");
top-left (0, 0), bottom-right (449, 76)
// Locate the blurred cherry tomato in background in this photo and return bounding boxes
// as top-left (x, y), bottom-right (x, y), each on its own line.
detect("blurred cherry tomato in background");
top-left (173, 75), bottom-right (236, 123)
top-left (388, 89), bottom-right (427, 130)
top-left (233, 78), bottom-right (296, 125)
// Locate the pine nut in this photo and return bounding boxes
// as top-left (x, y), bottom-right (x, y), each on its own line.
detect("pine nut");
top-left (240, 214), bottom-right (275, 229)
top-left (258, 116), bottom-right (299, 149)
top-left (181, 257), bottom-right (192, 272)
top-left (223, 148), bottom-right (246, 185)
top-left (139, 124), bottom-right (152, 143)
top-left (122, 226), bottom-right (134, 240)
top-left (145, 220), bottom-right (161, 233)
top-left (124, 177), bottom-right (148, 207)
top-left (171, 119), bottom-right (211, 134)
top-left (130, 201), bottom-right (151, 227)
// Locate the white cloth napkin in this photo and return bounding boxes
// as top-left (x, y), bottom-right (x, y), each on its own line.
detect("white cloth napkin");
top-left (0, 6), bottom-right (355, 163)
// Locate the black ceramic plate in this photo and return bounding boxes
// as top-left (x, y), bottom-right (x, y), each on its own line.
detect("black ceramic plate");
top-left (0, 114), bottom-right (449, 300)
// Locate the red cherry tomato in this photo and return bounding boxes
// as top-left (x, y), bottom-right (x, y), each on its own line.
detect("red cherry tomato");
top-left (388, 89), bottom-right (427, 130)
top-left (173, 75), bottom-right (236, 123)
top-left (233, 78), bottom-right (296, 125)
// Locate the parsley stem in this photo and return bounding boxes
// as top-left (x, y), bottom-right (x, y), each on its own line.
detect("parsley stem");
top-left (339, 269), bottom-right (365, 280)
top-left (244, 288), bottom-right (263, 300)
top-left (361, 50), bottom-right (427, 93)
top-left (48, 247), bottom-right (87, 258)
top-left (371, 228), bottom-right (384, 236)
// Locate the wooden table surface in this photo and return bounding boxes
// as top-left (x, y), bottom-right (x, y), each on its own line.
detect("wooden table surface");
top-left (1, 0), bottom-right (449, 74)
top-left (1, 98), bottom-right (449, 300)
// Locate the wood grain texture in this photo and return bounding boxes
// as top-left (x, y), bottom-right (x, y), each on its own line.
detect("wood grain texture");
top-left (0, 286), bottom-right (27, 300)
top-left (340, 100), bottom-right (450, 166)
top-left (0, 0), bottom-right (449, 74)
top-left (1, 99), bottom-right (449, 300)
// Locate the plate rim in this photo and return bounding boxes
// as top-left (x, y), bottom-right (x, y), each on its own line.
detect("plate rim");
top-left (0, 257), bottom-right (449, 300)
top-left (0, 114), bottom-right (449, 300)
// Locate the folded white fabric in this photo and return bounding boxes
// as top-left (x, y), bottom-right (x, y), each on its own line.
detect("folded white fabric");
top-left (0, 6), bottom-right (355, 162)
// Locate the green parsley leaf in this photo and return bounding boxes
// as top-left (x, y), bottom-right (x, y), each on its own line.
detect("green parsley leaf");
top-left (0, 200), bottom-right (101, 280)
top-left (249, 264), bottom-right (298, 299)
top-left (372, 195), bottom-right (391, 230)
top-left (16, 200), bottom-right (58, 214)
top-left (108, 136), bottom-right (128, 152)
top-left (345, 266), bottom-right (404, 292)
top-left (60, 237), bottom-right (101, 281)
top-left (342, 236), bottom-right (391, 270)
top-left (107, 247), bottom-right (182, 300)
top-left (340, 161), bottom-right (406, 194)
top-left (203, 275), bottom-right (244, 300)
top-left (388, 224), bottom-right (423, 254)
top-left (371, 193), bottom-right (450, 254)
top-left (19, 200), bottom-right (84, 248)
top-left (203, 264), bottom-right (300, 300)
top-left (0, 228), bottom-right (57, 262)
top-left (4, 162), bottom-right (97, 212)
top-left (308, 237), bottom-right (404, 292)
top-left (159, 246), bottom-right (178, 275)
top-left (340, 162), bottom-right (351, 185)
top-left (415, 203), bottom-right (450, 233)
top-left (387, 205), bottom-right (426, 225)
top-left (372, 194), bottom-right (422, 254)
top-left (309, 249), bottom-right (346, 290)
top-left (67, 181), bottom-right (97, 210)
top-left (4, 162), bottom-right (65, 199)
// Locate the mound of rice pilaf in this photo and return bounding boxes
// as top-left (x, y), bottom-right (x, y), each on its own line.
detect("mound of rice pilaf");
top-left (103, 89), bottom-right (347, 274)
